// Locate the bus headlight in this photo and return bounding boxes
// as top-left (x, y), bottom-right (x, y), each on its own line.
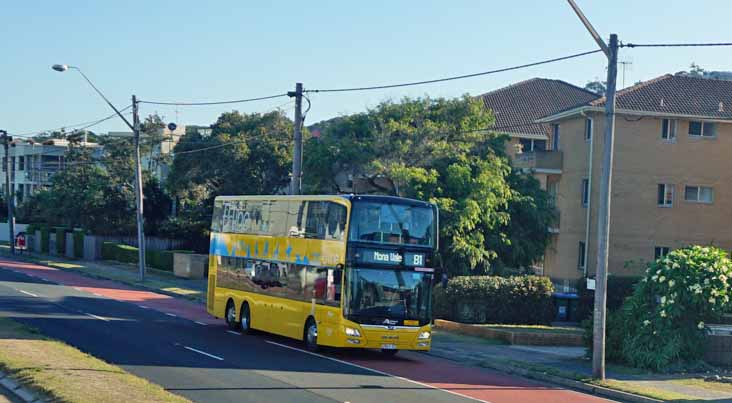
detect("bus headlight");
top-left (418, 331), bottom-right (431, 340)
top-left (345, 327), bottom-right (361, 337)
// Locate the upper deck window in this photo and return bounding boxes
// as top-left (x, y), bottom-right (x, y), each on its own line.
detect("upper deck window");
top-left (348, 201), bottom-right (434, 247)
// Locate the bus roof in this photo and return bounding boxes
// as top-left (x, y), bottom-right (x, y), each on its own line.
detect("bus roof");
top-left (214, 194), bottom-right (433, 208)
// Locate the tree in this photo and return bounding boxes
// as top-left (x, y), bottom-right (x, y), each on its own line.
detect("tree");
top-left (687, 62), bottom-right (705, 77)
top-left (304, 96), bottom-right (518, 274)
top-left (166, 110), bottom-right (295, 250)
top-left (584, 79), bottom-right (606, 95)
top-left (488, 171), bottom-right (556, 272)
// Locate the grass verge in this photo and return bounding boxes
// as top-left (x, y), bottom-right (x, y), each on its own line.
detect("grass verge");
top-left (0, 317), bottom-right (190, 403)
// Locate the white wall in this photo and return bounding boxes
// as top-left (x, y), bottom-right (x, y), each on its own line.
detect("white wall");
top-left (0, 222), bottom-right (29, 242)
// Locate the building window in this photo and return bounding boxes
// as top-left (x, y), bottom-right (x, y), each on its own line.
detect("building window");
top-left (578, 241), bottom-right (586, 270)
top-left (551, 124), bottom-right (560, 150)
top-left (581, 178), bottom-right (589, 207)
top-left (519, 138), bottom-right (547, 152)
top-left (584, 118), bottom-right (593, 141)
top-left (654, 246), bottom-right (670, 260)
top-left (657, 184), bottom-right (674, 207)
top-left (18, 156), bottom-right (24, 171)
top-left (688, 121), bottom-right (717, 138)
top-left (684, 185), bottom-right (714, 203)
top-left (661, 119), bottom-right (677, 141)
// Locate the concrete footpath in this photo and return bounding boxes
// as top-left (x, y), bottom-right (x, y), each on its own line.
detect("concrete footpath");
top-left (4, 248), bottom-right (732, 402)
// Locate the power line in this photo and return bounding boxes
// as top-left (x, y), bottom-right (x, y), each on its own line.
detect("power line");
top-left (305, 49), bottom-right (603, 93)
top-left (10, 106), bottom-right (133, 138)
top-left (138, 93), bottom-right (289, 106)
top-left (622, 42), bottom-right (732, 48)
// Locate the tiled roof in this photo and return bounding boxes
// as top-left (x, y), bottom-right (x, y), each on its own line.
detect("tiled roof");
top-left (480, 78), bottom-right (599, 136)
top-left (591, 74), bottom-right (732, 119)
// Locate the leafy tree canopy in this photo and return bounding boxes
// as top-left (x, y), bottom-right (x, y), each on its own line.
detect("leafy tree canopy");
top-left (304, 96), bottom-right (535, 273)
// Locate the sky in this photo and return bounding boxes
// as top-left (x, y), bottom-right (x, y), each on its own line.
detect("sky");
top-left (2, 0), bottom-right (731, 136)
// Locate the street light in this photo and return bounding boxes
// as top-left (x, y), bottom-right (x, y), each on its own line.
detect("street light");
top-left (52, 64), bottom-right (147, 282)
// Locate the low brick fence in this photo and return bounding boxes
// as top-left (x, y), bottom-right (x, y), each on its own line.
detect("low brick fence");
top-left (434, 319), bottom-right (584, 347)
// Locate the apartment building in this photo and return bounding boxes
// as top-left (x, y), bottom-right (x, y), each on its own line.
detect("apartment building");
top-left (533, 74), bottom-right (732, 291)
top-left (2, 138), bottom-right (101, 203)
top-left (106, 123), bottom-right (186, 183)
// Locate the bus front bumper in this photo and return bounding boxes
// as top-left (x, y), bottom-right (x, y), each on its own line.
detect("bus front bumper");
top-left (338, 324), bottom-right (432, 351)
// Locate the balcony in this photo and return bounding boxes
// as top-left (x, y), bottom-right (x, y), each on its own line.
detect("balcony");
top-left (513, 151), bottom-right (563, 173)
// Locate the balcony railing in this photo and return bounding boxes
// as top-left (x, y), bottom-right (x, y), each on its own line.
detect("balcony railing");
top-left (513, 151), bottom-right (563, 172)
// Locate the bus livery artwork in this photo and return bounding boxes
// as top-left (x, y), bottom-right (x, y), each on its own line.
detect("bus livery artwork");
top-left (207, 194), bottom-right (437, 354)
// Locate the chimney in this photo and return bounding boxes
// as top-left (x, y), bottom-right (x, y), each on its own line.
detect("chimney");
top-left (719, 102), bottom-right (725, 112)
top-left (660, 98), bottom-right (665, 107)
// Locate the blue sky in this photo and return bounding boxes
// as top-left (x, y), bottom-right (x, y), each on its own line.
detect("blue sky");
top-left (2, 1), bottom-right (730, 136)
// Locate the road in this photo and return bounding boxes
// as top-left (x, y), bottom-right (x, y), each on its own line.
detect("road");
top-left (0, 258), bottom-right (616, 403)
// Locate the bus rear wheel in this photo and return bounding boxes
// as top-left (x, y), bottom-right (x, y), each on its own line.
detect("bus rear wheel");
top-left (239, 302), bottom-right (253, 335)
top-left (225, 300), bottom-right (239, 331)
top-left (304, 318), bottom-right (319, 352)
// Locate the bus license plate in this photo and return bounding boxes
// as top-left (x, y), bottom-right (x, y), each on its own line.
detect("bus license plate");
top-left (381, 344), bottom-right (397, 350)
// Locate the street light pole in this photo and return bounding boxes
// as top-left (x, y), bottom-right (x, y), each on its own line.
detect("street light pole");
top-left (132, 95), bottom-right (146, 281)
top-left (52, 64), bottom-right (146, 281)
top-left (0, 130), bottom-right (15, 254)
top-left (565, 1), bottom-right (619, 381)
top-left (289, 83), bottom-right (303, 195)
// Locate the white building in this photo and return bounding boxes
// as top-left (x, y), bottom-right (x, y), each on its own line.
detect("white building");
top-left (106, 124), bottom-right (186, 183)
top-left (2, 138), bottom-right (102, 203)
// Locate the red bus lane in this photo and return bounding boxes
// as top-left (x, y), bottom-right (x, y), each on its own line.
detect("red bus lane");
top-left (0, 258), bottom-right (613, 403)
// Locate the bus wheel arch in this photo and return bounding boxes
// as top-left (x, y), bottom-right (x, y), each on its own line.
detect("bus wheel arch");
top-left (239, 301), bottom-right (253, 334)
top-left (225, 299), bottom-right (238, 330)
top-left (303, 316), bottom-right (318, 352)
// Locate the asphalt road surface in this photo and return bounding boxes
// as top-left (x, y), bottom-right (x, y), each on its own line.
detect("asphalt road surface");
top-left (0, 258), bottom-right (617, 403)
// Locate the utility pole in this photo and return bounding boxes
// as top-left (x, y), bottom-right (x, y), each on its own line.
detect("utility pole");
top-left (566, 0), bottom-right (619, 381)
top-left (132, 95), bottom-right (146, 281)
top-left (289, 83), bottom-right (304, 195)
top-left (1, 130), bottom-right (15, 255)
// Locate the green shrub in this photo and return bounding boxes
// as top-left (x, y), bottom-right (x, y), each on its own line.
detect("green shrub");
top-left (73, 229), bottom-right (85, 258)
top-left (40, 226), bottom-right (49, 253)
top-left (586, 245), bottom-right (732, 371)
top-left (101, 242), bottom-right (191, 272)
top-left (54, 227), bottom-right (68, 255)
top-left (576, 276), bottom-right (640, 321)
top-left (434, 275), bottom-right (555, 325)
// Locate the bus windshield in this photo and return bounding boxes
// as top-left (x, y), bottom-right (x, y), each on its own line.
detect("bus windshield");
top-left (348, 201), bottom-right (435, 247)
top-left (345, 268), bottom-right (432, 325)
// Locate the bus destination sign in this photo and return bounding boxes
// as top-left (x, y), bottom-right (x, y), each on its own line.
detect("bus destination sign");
top-left (357, 248), bottom-right (426, 267)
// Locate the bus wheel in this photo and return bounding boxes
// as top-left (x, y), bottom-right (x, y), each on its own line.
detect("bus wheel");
top-left (381, 349), bottom-right (399, 357)
top-left (239, 302), bottom-right (252, 335)
top-left (304, 318), bottom-right (319, 352)
top-left (225, 300), bottom-right (239, 331)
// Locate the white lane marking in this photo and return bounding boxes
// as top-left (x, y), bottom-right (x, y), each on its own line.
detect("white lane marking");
top-left (138, 305), bottom-right (149, 309)
top-left (18, 290), bottom-right (38, 297)
top-left (183, 346), bottom-right (224, 361)
top-left (92, 293), bottom-right (103, 297)
top-left (73, 287), bottom-right (83, 291)
top-left (265, 341), bottom-right (493, 403)
top-left (165, 313), bottom-right (177, 317)
top-left (194, 321), bottom-right (207, 326)
top-left (226, 330), bottom-right (239, 335)
top-left (83, 312), bottom-right (110, 322)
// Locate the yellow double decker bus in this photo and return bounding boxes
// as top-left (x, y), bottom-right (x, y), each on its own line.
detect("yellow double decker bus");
top-left (206, 194), bottom-right (438, 354)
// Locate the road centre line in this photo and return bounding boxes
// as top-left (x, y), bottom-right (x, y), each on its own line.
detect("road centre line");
top-left (18, 290), bottom-right (38, 297)
top-left (194, 321), bottom-right (207, 326)
top-left (265, 341), bottom-right (493, 403)
top-left (183, 346), bottom-right (224, 361)
top-left (165, 313), bottom-right (177, 317)
top-left (83, 312), bottom-right (110, 322)
top-left (226, 330), bottom-right (240, 335)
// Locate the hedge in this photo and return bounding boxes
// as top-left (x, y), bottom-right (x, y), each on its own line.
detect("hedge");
top-left (434, 275), bottom-right (555, 325)
top-left (54, 227), bottom-right (68, 255)
top-left (73, 229), bottom-right (85, 258)
top-left (100, 242), bottom-right (192, 272)
top-left (576, 276), bottom-right (640, 321)
top-left (40, 226), bottom-right (50, 253)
